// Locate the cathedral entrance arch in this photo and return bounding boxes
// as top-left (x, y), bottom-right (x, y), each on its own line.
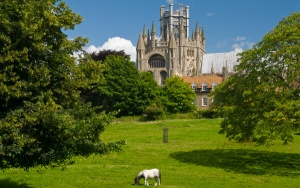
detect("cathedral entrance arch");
top-left (148, 54), bottom-right (165, 68)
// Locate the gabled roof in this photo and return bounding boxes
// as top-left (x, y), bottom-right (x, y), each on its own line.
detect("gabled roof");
top-left (182, 75), bottom-right (222, 88)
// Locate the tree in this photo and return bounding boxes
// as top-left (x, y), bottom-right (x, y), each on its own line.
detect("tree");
top-left (85, 50), bottom-right (160, 117)
top-left (137, 71), bottom-right (161, 114)
top-left (0, 0), bottom-right (123, 170)
top-left (212, 12), bottom-right (300, 144)
top-left (161, 76), bottom-right (197, 114)
top-left (92, 53), bottom-right (141, 117)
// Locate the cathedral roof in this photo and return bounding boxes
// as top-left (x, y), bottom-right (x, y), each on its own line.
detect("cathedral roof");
top-left (182, 75), bottom-right (223, 88)
top-left (202, 51), bottom-right (240, 74)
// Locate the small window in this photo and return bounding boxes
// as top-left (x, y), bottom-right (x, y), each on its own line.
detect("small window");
top-left (212, 82), bottom-right (217, 91)
top-left (202, 98), bottom-right (208, 106)
top-left (202, 83), bottom-right (207, 91)
top-left (191, 83), bottom-right (197, 92)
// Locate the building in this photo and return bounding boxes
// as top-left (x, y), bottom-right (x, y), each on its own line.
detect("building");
top-left (136, 3), bottom-right (239, 109)
top-left (181, 67), bottom-right (228, 110)
top-left (136, 4), bottom-right (205, 85)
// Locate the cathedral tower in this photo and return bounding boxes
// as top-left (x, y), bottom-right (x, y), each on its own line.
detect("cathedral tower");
top-left (137, 3), bottom-right (205, 85)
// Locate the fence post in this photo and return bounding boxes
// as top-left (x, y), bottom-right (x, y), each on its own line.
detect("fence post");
top-left (163, 127), bottom-right (168, 143)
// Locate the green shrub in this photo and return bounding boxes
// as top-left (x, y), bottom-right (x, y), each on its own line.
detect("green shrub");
top-left (197, 109), bottom-right (219, 119)
top-left (142, 104), bottom-right (165, 121)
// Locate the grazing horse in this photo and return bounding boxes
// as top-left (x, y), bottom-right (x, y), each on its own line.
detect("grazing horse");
top-left (134, 168), bottom-right (161, 186)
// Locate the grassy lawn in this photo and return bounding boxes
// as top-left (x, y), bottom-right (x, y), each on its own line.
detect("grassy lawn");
top-left (1, 118), bottom-right (300, 187)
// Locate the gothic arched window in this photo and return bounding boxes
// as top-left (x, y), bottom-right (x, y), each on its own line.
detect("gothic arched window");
top-left (148, 55), bottom-right (165, 68)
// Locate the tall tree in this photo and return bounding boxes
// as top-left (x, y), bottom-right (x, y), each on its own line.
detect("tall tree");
top-left (212, 13), bottom-right (300, 144)
top-left (85, 50), bottom-right (160, 117)
top-left (0, 0), bottom-right (123, 170)
top-left (98, 55), bottom-right (140, 116)
top-left (137, 71), bottom-right (161, 114)
top-left (162, 76), bottom-right (197, 114)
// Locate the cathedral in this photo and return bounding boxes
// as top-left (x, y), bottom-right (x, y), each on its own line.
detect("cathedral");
top-left (136, 3), bottom-right (239, 109)
top-left (136, 4), bottom-right (205, 85)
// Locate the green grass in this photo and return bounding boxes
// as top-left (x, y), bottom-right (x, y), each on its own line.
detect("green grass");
top-left (1, 118), bottom-right (300, 187)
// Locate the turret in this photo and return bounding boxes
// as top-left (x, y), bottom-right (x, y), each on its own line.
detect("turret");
top-left (169, 4), bottom-right (173, 33)
top-left (166, 23), bottom-right (169, 42)
top-left (142, 24), bottom-right (147, 39)
top-left (151, 21), bottom-right (156, 50)
top-left (136, 32), bottom-right (146, 70)
top-left (201, 27), bottom-right (206, 44)
top-left (168, 31), bottom-right (177, 76)
top-left (137, 32), bottom-right (145, 51)
top-left (160, 5), bottom-right (165, 38)
top-left (169, 31), bottom-right (177, 49)
top-left (195, 21), bottom-right (200, 42)
top-left (185, 6), bottom-right (190, 37)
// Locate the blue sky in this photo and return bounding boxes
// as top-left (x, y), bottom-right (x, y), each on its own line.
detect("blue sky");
top-left (64, 0), bottom-right (299, 61)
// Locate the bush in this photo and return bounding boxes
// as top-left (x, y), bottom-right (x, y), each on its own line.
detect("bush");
top-left (197, 109), bottom-right (219, 119)
top-left (142, 104), bottom-right (165, 121)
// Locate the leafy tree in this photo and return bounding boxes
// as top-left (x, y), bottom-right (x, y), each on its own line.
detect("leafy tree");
top-left (137, 71), bottom-right (161, 114)
top-left (90, 49), bottom-right (130, 62)
top-left (212, 13), bottom-right (300, 144)
top-left (85, 50), bottom-right (160, 117)
top-left (161, 76), bottom-right (197, 114)
top-left (0, 0), bottom-right (123, 170)
top-left (95, 54), bottom-right (141, 117)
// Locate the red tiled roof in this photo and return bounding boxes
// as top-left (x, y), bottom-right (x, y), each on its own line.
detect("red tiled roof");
top-left (182, 75), bottom-right (223, 88)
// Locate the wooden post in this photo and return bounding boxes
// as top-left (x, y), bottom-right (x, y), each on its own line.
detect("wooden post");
top-left (163, 127), bottom-right (168, 143)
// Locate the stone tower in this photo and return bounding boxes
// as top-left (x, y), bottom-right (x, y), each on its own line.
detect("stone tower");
top-left (136, 3), bottom-right (205, 85)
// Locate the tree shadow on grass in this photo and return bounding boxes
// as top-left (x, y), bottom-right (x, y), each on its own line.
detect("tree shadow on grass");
top-left (170, 149), bottom-right (300, 177)
top-left (0, 178), bottom-right (32, 188)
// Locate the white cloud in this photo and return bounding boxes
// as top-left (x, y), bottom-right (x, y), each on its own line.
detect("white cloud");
top-left (84, 37), bottom-right (136, 62)
top-left (232, 44), bottom-right (244, 53)
top-left (232, 36), bottom-right (254, 52)
top-left (206, 12), bottom-right (214, 17)
top-left (234, 36), bottom-right (246, 41)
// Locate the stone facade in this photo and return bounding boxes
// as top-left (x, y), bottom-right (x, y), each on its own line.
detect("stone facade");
top-left (137, 3), bottom-right (239, 110)
top-left (136, 3), bottom-right (205, 85)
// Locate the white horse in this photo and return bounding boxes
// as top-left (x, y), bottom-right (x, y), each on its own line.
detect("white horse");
top-left (134, 168), bottom-right (161, 186)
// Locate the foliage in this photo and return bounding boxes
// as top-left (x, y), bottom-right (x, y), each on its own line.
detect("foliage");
top-left (142, 103), bottom-right (165, 121)
top-left (96, 55), bottom-right (141, 117)
top-left (85, 51), bottom-right (160, 117)
top-left (78, 53), bottom-right (105, 107)
top-left (90, 49), bottom-right (129, 62)
top-left (161, 76), bottom-right (197, 114)
top-left (212, 12), bottom-right (300, 144)
top-left (137, 72), bottom-right (161, 114)
top-left (0, 0), bottom-right (123, 170)
top-left (197, 109), bottom-right (219, 119)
